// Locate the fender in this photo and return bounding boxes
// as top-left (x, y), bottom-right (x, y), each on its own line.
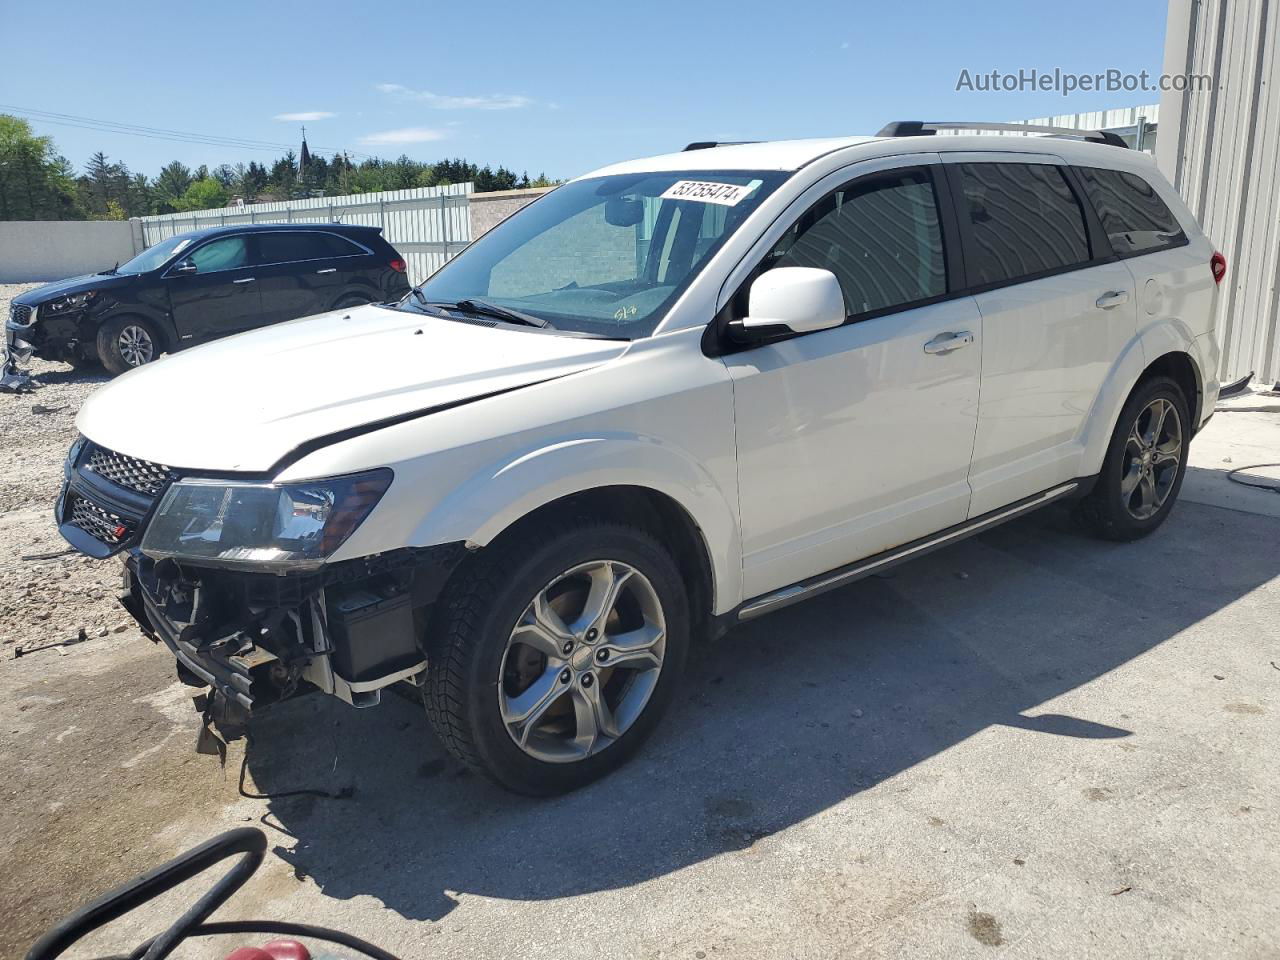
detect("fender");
top-left (408, 434), bottom-right (743, 614)
top-left (1078, 317), bottom-right (1205, 475)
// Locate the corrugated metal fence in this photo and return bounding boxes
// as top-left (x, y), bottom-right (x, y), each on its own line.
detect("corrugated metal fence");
top-left (1159, 0), bottom-right (1280, 385)
top-left (137, 183), bottom-right (473, 284)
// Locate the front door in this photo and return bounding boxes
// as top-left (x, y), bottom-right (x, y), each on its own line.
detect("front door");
top-left (165, 234), bottom-right (263, 344)
top-left (725, 164), bottom-right (982, 600)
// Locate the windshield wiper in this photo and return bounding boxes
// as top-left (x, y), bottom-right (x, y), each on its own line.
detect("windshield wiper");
top-left (452, 298), bottom-right (549, 329)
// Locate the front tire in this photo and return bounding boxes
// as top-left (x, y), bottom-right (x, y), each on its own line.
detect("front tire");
top-left (425, 520), bottom-right (689, 795)
top-left (1079, 375), bottom-right (1190, 541)
top-left (97, 316), bottom-right (162, 375)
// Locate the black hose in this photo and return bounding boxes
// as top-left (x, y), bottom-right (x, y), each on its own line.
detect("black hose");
top-left (24, 828), bottom-right (266, 960)
top-left (237, 751), bottom-right (353, 801)
top-left (1226, 463), bottom-right (1280, 494)
top-left (126, 921), bottom-right (402, 960)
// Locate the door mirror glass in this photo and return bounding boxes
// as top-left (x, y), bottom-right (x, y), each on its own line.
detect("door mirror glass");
top-left (732, 267), bottom-right (846, 340)
top-left (171, 258), bottom-right (197, 275)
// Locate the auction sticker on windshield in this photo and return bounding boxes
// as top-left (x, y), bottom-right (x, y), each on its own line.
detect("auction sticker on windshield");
top-left (660, 180), bottom-right (760, 206)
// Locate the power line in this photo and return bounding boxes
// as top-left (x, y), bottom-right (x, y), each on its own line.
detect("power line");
top-left (0, 104), bottom-right (373, 160)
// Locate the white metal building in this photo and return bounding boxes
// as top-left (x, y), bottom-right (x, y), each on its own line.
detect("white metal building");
top-left (1159, 0), bottom-right (1280, 385)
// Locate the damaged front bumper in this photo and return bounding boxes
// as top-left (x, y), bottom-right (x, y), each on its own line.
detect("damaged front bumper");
top-left (119, 543), bottom-right (465, 714)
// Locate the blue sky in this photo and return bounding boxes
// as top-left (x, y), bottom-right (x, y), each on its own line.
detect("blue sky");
top-left (2, 0), bottom-right (1170, 180)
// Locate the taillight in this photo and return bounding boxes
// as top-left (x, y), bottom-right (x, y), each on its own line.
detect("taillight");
top-left (389, 258), bottom-right (407, 273)
top-left (1210, 251), bottom-right (1227, 285)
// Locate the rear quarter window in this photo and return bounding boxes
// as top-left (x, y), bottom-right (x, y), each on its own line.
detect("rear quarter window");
top-left (1074, 166), bottom-right (1187, 256)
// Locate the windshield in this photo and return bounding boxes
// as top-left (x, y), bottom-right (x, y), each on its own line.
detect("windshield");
top-left (116, 234), bottom-right (197, 275)
top-left (407, 170), bottom-right (788, 338)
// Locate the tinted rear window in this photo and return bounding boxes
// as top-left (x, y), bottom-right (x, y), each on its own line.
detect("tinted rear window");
top-left (257, 232), bottom-right (363, 264)
top-left (1075, 166), bottom-right (1186, 256)
top-left (956, 163), bottom-right (1091, 286)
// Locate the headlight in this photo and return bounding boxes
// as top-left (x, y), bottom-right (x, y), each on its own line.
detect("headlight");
top-left (46, 291), bottom-right (97, 313)
top-left (140, 469), bottom-right (392, 571)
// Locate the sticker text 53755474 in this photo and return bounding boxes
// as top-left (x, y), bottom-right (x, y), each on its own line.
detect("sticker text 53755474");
top-left (659, 180), bottom-right (757, 207)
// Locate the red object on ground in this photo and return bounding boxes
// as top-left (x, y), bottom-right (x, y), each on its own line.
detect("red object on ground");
top-left (222, 949), bottom-right (274, 960)
top-left (223, 942), bottom-right (311, 960)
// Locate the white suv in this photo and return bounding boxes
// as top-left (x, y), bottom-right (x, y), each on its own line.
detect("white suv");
top-left (59, 123), bottom-right (1224, 794)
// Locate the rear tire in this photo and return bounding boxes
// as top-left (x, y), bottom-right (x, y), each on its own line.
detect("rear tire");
top-left (97, 316), bottom-right (162, 376)
top-left (1079, 375), bottom-right (1190, 541)
top-left (333, 293), bottom-right (372, 311)
top-left (424, 520), bottom-right (689, 795)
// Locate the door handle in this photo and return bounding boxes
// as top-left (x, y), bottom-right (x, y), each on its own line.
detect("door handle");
top-left (923, 331), bottom-right (974, 355)
top-left (1095, 290), bottom-right (1130, 309)
top-left (232, 277), bottom-right (256, 284)
top-left (315, 268), bottom-right (337, 274)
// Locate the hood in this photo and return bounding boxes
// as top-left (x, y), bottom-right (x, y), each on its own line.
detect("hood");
top-left (76, 305), bottom-right (629, 473)
top-left (15, 272), bottom-right (136, 305)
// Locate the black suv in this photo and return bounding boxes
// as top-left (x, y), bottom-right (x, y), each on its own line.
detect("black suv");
top-left (5, 224), bottom-right (412, 375)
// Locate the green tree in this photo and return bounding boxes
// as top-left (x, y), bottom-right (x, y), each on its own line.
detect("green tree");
top-left (154, 161), bottom-right (194, 212)
top-left (174, 177), bottom-right (229, 211)
top-left (0, 114), bottom-right (81, 219)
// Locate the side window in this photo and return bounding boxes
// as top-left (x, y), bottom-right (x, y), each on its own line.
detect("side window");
top-left (187, 236), bottom-right (249, 273)
top-left (1074, 166), bottom-right (1187, 256)
top-left (771, 168), bottom-right (946, 316)
top-left (956, 163), bottom-right (1091, 287)
top-left (256, 232), bottom-right (353, 265)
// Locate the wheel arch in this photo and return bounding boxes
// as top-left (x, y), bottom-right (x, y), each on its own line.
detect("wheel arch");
top-left (97, 309), bottom-right (174, 354)
top-left (464, 485), bottom-right (718, 639)
top-left (1080, 321), bottom-right (1207, 475)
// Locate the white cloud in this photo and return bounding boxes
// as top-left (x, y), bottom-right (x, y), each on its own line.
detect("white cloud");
top-left (376, 83), bottom-right (532, 110)
top-left (273, 111), bottom-right (336, 122)
top-left (358, 126), bottom-right (449, 145)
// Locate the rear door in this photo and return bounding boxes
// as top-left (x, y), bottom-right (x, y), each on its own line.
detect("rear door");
top-left (253, 231), bottom-right (367, 326)
top-left (943, 155), bottom-right (1139, 516)
top-left (164, 234), bottom-right (263, 343)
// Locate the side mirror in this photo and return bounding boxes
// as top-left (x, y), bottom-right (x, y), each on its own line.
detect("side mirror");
top-left (171, 258), bottom-right (197, 275)
top-left (729, 267), bottom-right (846, 342)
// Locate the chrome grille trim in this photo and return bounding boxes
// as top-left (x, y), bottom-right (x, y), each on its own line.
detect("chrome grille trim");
top-left (67, 493), bottom-right (132, 546)
top-left (84, 446), bottom-right (173, 498)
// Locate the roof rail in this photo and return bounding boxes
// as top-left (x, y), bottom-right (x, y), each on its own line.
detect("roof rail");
top-left (682, 140), bottom-right (760, 151)
top-left (876, 120), bottom-right (1129, 149)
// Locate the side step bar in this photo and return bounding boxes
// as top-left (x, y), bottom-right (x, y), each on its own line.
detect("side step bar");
top-left (737, 481), bottom-right (1081, 622)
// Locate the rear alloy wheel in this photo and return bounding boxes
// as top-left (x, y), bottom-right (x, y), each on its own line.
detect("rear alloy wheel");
top-left (1080, 375), bottom-right (1190, 540)
top-left (98, 316), bottom-right (162, 375)
top-left (1120, 396), bottom-right (1183, 521)
top-left (425, 522), bottom-right (688, 794)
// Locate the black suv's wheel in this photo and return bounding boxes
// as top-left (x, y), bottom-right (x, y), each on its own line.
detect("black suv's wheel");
top-left (333, 293), bottom-right (372, 310)
top-left (425, 521), bottom-right (689, 795)
top-left (1079, 375), bottom-right (1190, 541)
top-left (97, 316), bottom-right (162, 375)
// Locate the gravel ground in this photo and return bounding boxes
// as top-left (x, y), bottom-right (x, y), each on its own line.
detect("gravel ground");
top-left (0, 283), bottom-right (127, 652)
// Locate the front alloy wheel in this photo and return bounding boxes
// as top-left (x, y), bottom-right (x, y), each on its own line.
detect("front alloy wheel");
top-left (425, 521), bottom-right (688, 794)
top-left (118, 324), bottom-right (155, 367)
top-left (500, 560), bottom-right (666, 763)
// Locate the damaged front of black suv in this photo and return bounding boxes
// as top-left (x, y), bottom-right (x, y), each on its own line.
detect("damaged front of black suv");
top-left (57, 436), bottom-right (465, 741)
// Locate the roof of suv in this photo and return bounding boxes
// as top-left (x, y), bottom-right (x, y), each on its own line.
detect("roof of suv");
top-left (167, 222), bottom-right (385, 242)
top-left (581, 133), bottom-right (1154, 179)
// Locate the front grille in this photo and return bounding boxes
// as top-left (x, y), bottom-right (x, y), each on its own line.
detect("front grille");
top-left (9, 303), bottom-right (33, 326)
top-left (67, 493), bottom-right (133, 546)
top-left (85, 447), bottom-right (173, 497)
